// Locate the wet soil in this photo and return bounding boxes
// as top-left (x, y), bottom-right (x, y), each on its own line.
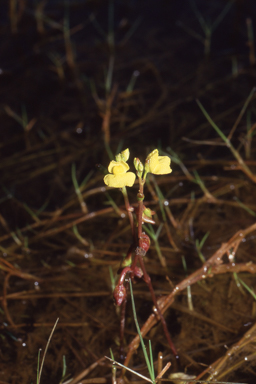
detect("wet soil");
top-left (1, 1), bottom-right (256, 383)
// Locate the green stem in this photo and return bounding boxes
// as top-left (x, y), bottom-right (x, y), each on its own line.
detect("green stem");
top-left (122, 186), bottom-right (135, 242)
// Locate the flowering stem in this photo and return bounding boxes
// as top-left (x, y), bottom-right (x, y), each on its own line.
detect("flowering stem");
top-left (117, 267), bottom-right (132, 360)
top-left (104, 149), bottom-right (176, 364)
top-left (137, 176), bottom-right (145, 240)
top-left (135, 174), bottom-right (179, 360)
top-left (137, 251), bottom-right (179, 360)
top-left (118, 267), bottom-right (132, 285)
top-left (119, 281), bottom-right (128, 361)
top-left (122, 186), bottom-right (136, 242)
top-left (119, 187), bottom-right (136, 360)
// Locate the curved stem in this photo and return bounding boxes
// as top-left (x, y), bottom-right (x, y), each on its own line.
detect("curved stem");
top-left (137, 253), bottom-right (178, 360)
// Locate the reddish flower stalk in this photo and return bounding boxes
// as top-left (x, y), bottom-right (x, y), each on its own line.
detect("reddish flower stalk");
top-left (114, 169), bottom-right (178, 363)
top-left (137, 251), bottom-right (178, 359)
top-left (121, 186), bottom-right (136, 243)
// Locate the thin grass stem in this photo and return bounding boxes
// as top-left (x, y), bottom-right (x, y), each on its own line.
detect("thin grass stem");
top-left (38, 318), bottom-right (59, 384)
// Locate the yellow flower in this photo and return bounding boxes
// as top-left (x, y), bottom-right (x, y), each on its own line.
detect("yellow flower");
top-left (145, 149), bottom-right (172, 175)
top-left (104, 160), bottom-right (136, 188)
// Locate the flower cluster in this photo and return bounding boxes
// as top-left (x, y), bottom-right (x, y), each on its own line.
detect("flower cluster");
top-left (104, 148), bottom-right (172, 188)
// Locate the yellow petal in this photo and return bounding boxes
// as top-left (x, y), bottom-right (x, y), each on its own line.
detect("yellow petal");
top-left (112, 164), bottom-right (126, 175)
top-left (146, 149), bottom-right (158, 173)
top-left (145, 149), bottom-right (172, 175)
top-left (123, 172), bottom-right (136, 187)
top-left (104, 172), bottom-right (136, 188)
top-left (154, 156), bottom-right (172, 175)
top-left (108, 160), bottom-right (129, 174)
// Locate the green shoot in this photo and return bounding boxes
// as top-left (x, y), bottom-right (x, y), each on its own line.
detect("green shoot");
top-left (228, 87), bottom-right (256, 141)
top-left (188, 0), bottom-right (233, 55)
top-left (195, 232), bottom-right (210, 263)
top-left (126, 70), bottom-right (140, 93)
top-left (109, 349), bottom-right (117, 384)
top-left (59, 355), bottom-right (69, 384)
top-left (120, 17), bottom-right (141, 46)
top-left (10, 231), bottom-right (22, 246)
top-left (106, 56), bottom-right (115, 95)
top-left (234, 274), bottom-right (256, 300)
top-left (143, 223), bottom-right (166, 267)
top-left (80, 170), bottom-right (94, 188)
top-left (150, 179), bottom-right (167, 222)
top-left (196, 98), bottom-right (256, 183)
top-left (151, 177), bottom-right (178, 230)
top-left (233, 273), bottom-right (246, 296)
top-left (165, 147), bottom-right (193, 181)
top-left (107, 0), bottom-right (115, 51)
top-left (4, 104), bottom-right (28, 129)
top-left (62, 355), bottom-right (67, 378)
top-left (233, 197), bottom-right (256, 217)
top-left (36, 349), bottom-right (41, 384)
top-left (104, 191), bottom-right (123, 217)
top-left (192, 170), bottom-right (212, 199)
top-left (246, 18), bottom-right (255, 65)
top-left (23, 203), bottom-right (40, 223)
top-left (89, 13), bottom-right (107, 40)
top-left (129, 279), bottom-right (156, 383)
top-left (181, 255), bottom-right (194, 311)
top-left (109, 266), bottom-right (116, 292)
top-left (72, 225), bottom-right (89, 246)
top-left (71, 163), bottom-right (87, 213)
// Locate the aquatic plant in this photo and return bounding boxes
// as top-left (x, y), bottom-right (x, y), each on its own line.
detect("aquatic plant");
top-left (103, 148), bottom-right (178, 362)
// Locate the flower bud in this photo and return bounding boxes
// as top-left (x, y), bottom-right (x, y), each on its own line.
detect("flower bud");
top-left (121, 148), bottom-right (130, 162)
top-left (138, 161), bottom-right (144, 173)
top-left (133, 266), bottom-right (143, 279)
top-left (113, 284), bottom-right (127, 306)
top-left (121, 254), bottom-right (132, 268)
top-left (115, 153), bottom-right (122, 162)
top-left (137, 192), bottom-right (144, 201)
top-left (144, 159), bottom-right (150, 174)
top-left (142, 207), bottom-right (155, 224)
top-left (133, 157), bottom-right (140, 171)
top-left (139, 233), bottom-right (150, 254)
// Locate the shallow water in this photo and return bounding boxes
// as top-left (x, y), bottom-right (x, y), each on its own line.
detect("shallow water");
top-left (1, 1), bottom-right (256, 383)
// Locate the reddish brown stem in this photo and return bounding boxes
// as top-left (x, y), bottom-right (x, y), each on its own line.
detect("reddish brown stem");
top-left (118, 187), bottom-right (136, 360)
top-left (137, 252), bottom-right (178, 359)
top-left (135, 175), bottom-right (178, 359)
top-left (119, 280), bottom-right (128, 362)
top-left (137, 176), bottom-right (144, 240)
